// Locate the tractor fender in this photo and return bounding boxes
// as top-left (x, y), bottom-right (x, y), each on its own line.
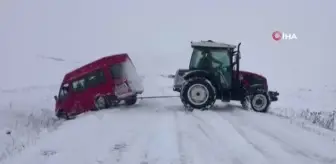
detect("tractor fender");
top-left (183, 70), bottom-right (214, 82)
top-left (247, 84), bottom-right (267, 94)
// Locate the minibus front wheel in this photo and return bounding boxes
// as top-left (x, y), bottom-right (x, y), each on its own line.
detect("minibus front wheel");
top-left (56, 110), bottom-right (74, 120)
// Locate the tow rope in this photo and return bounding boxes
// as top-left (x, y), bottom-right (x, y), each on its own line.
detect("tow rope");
top-left (138, 95), bottom-right (180, 99)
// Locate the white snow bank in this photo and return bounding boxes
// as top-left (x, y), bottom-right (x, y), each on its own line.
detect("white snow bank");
top-left (0, 86), bottom-right (63, 162)
top-left (0, 108), bottom-right (62, 162)
top-left (274, 86), bottom-right (336, 111)
top-left (270, 86), bottom-right (336, 130)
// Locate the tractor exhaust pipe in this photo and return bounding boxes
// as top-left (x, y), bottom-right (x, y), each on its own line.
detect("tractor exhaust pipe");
top-left (236, 42), bottom-right (241, 80)
top-left (237, 42), bottom-right (241, 52)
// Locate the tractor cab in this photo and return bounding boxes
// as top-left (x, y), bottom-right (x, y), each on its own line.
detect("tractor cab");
top-left (188, 40), bottom-right (241, 92)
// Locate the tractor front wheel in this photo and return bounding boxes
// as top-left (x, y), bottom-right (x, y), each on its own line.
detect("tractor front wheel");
top-left (250, 91), bottom-right (270, 113)
top-left (180, 77), bottom-right (216, 110)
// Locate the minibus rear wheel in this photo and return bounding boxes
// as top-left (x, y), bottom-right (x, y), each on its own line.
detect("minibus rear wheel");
top-left (94, 96), bottom-right (108, 110)
top-left (125, 95), bottom-right (137, 105)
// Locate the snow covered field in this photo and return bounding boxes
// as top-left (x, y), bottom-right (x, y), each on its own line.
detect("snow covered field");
top-left (0, 86), bottom-right (62, 161)
top-left (1, 0), bottom-right (336, 163)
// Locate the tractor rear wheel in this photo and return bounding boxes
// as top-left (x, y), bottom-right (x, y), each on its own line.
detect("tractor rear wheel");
top-left (180, 77), bottom-right (216, 110)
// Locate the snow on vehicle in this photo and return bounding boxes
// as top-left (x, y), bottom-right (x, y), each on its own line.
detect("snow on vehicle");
top-left (54, 53), bottom-right (144, 119)
top-left (173, 40), bottom-right (279, 112)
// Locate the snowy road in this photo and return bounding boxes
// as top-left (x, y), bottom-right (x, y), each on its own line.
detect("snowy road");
top-left (1, 76), bottom-right (336, 164)
top-left (3, 97), bottom-right (336, 164)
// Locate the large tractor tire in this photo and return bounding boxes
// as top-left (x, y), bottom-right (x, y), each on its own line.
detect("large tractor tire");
top-left (180, 77), bottom-right (216, 111)
top-left (250, 90), bottom-right (270, 113)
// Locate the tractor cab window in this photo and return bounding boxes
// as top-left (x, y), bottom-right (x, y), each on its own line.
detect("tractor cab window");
top-left (210, 49), bottom-right (230, 68)
top-left (189, 48), bottom-right (231, 70)
top-left (189, 49), bottom-right (203, 69)
top-left (210, 49), bottom-right (232, 87)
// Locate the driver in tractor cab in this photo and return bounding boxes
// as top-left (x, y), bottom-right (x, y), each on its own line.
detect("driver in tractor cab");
top-left (198, 50), bottom-right (230, 88)
top-left (198, 50), bottom-right (222, 70)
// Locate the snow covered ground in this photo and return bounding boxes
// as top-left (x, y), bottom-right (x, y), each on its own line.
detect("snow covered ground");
top-left (1, 0), bottom-right (336, 163)
top-left (0, 75), bottom-right (336, 164)
top-left (0, 85), bottom-right (63, 161)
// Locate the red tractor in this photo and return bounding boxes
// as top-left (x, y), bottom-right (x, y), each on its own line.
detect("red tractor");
top-left (173, 40), bottom-right (279, 112)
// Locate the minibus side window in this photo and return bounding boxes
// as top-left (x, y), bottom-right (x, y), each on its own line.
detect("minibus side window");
top-left (72, 78), bottom-right (86, 92)
top-left (86, 69), bottom-right (106, 88)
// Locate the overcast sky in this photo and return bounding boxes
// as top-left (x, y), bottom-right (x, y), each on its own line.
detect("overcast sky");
top-left (0, 0), bottom-right (335, 90)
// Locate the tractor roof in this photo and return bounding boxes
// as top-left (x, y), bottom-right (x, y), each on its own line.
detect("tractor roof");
top-left (191, 40), bottom-right (236, 49)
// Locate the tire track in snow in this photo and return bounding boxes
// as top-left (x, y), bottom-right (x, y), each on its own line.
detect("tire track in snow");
top-left (175, 111), bottom-right (225, 164)
top-left (169, 109), bottom-right (262, 164)
top-left (173, 110), bottom-right (189, 164)
top-left (213, 111), bottom-right (294, 164)
top-left (203, 111), bottom-right (268, 157)
top-left (215, 109), bottom-right (336, 164)
top-left (247, 123), bottom-right (336, 164)
top-left (140, 110), bottom-right (180, 164)
top-left (217, 110), bottom-right (305, 164)
top-left (189, 110), bottom-right (269, 164)
top-left (94, 111), bottom-right (164, 164)
top-left (97, 109), bottom-right (184, 164)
